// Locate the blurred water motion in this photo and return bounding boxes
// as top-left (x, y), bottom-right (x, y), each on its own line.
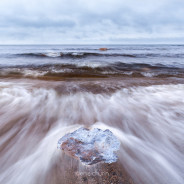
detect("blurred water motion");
top-left (0, 45), bottom-right (184, 184)
top-left (0, 80), bottom-right (184, 184)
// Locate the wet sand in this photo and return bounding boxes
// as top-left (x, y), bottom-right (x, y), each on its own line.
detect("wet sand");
top-left (46, 153), bottom-right (134, 184)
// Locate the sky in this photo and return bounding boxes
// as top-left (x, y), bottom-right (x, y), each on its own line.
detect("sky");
top-left (0, 0), bottom-right (184, 44)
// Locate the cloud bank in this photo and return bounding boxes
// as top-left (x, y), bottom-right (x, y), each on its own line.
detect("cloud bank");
top-left (0, 0), bottom-right (184, 44)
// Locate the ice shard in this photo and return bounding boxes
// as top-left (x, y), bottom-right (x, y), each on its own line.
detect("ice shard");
top-left (57, 127), bottom-right (120, 165)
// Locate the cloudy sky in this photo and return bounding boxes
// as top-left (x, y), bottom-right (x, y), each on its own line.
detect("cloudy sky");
top-left (0, 0), bottom-right (184, 44)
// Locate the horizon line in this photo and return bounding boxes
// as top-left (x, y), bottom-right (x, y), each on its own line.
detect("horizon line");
top-left (0, 43), bottom-right (184, 46)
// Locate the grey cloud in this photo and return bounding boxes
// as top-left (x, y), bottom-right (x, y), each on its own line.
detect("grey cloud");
top-left (0, 16), bottom-right (76, 28)
top-left (0, 0), bottom-right (184, 44)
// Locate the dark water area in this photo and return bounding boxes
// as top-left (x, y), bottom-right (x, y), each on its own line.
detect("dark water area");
top-left (1, 44), bottom-right (184, 79)
top-left (0, 45), bottom-right (184, 184)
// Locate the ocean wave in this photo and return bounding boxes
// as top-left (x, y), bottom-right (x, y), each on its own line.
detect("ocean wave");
top-left (0, 63), bottom-right (184, 79)
top-left (13, 52), bottom-right (184, 59)
top-left (15, 52), bottom-right (138, 58)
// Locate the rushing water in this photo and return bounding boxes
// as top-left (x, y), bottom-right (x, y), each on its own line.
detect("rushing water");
top-left (0, 45), bottom-right (184, 184)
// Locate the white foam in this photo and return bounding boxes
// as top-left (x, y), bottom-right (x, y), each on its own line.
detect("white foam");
top-left (0, 82), bottom-right (184, 184)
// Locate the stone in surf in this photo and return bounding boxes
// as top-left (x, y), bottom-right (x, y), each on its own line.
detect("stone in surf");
top-left (57, 127), bottom-right (120, 165)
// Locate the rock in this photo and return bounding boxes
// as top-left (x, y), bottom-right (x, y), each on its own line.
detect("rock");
top-left (99, 48), bottom-right (108, 51)
top-left (57, 127), bottom-right (120, 165)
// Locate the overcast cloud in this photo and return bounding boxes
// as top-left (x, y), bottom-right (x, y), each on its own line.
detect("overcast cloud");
top-left (0, 0), bottom-right (184, 44)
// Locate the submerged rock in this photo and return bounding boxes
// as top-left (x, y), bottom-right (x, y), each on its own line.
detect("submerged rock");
top-left (99, 48), bottom-right (108, 51)
top-left (57, 127), bottom-right (120, 165)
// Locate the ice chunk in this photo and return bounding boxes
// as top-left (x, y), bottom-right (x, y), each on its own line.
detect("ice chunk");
top-left (57, 127), bottom-right (120, 165)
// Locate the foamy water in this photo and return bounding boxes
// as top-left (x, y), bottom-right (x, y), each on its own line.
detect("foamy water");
top-left (0, 81), bottom-right (184, 184)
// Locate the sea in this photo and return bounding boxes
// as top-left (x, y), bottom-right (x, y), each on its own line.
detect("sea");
top-left (0, 45), bottom-right (184, 184)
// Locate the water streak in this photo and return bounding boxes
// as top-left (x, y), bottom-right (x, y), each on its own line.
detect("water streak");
top-left (0, 81), bottom-right (184, 184)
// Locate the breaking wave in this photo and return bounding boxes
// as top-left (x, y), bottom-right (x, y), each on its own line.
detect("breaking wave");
top-left (13, 52), bottom-right (184, 59)
top-left (0, 62), bottom-right (184, 79)
top-left (16, 52), bottom-right (137, 58)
